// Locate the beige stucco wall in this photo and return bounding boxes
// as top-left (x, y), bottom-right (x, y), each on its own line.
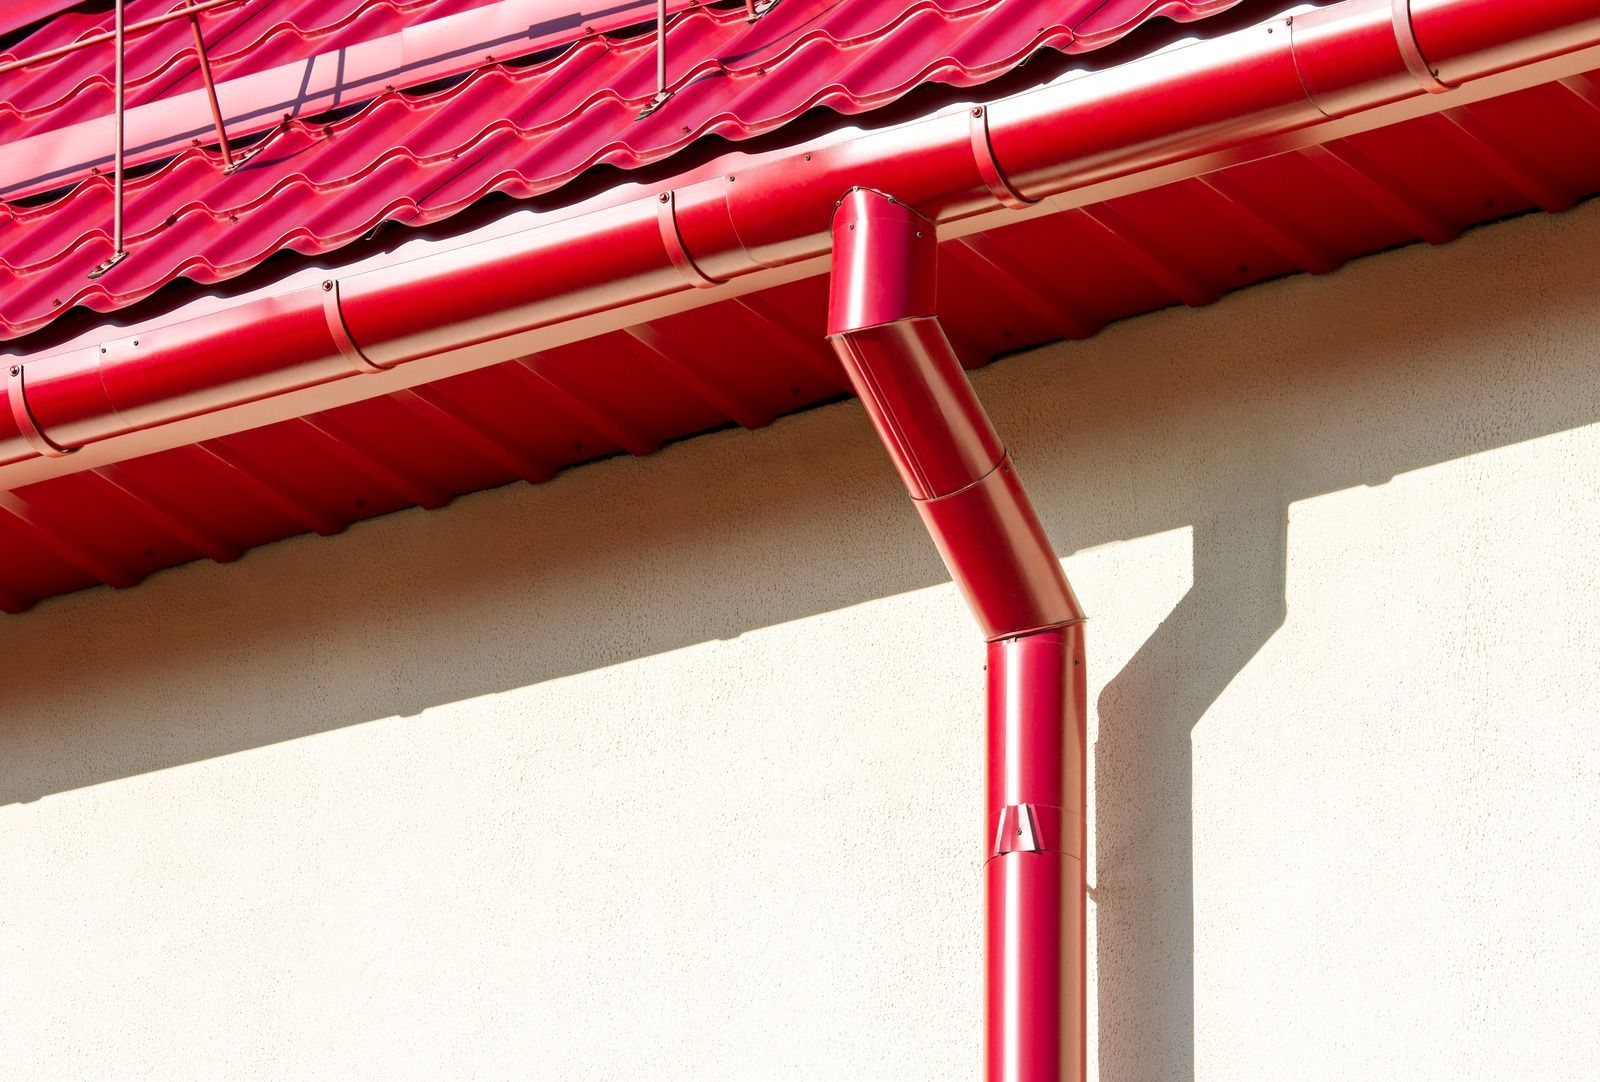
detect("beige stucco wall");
top-left (4, 197), bottom-right (1600, 1081)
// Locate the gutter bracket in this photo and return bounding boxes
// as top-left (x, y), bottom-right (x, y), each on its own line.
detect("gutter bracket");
top-left (6, 363), bottom-right (74, 458)
top-left (657, 190), bottom-right (723, 288)
top-left (969, 106), bottom-right (1037, 210)
top-left (1392, 0), bottom-right (1455, 94)
top-left (321, 279), bottom-right (388, 374)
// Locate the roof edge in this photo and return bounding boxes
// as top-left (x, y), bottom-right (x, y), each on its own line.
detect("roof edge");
top-left (3, 0), bottom-right (1598, 493)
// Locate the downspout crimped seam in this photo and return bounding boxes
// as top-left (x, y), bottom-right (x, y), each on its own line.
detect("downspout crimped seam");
top-left (4, 0), bottom-right (1600, 488)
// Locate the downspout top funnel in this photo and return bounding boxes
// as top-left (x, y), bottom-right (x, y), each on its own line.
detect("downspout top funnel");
top-left (827, 188), bottom-right (938, 337)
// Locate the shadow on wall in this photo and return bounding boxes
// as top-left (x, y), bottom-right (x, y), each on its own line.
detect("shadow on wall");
top-left (5, 203), bottom-right (1600, 1074)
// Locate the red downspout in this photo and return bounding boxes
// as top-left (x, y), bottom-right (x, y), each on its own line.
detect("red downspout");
top-left (827, 189), bottom-right (1086, 1082)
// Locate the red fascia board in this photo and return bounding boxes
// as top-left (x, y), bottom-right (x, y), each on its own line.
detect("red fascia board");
top-left (1, 0), bottom-right (704, 202)
top-left (4, 0), bottom-right (1599, 492)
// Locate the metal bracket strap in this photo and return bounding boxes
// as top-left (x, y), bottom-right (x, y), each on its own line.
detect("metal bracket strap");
top-left (321, 279), bottom-right (387, 374)
top-left (1392, 0), bottom-right (1453, 94)
top-left (969, 105), bottom-right (1036, 210)
top-left (656, 190), bottom-right (722, 289)
top-left (6, 364), bottom-right (74, 458)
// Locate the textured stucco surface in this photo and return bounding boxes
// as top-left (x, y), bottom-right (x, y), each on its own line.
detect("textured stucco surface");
top-left (4, 198), bottom-right (1600, 1081)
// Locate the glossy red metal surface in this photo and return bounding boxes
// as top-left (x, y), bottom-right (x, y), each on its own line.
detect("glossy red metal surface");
top-left (0, 0), bottom-right (1246, 341)
top-left (917, 458), bottom-right (1083, 639)
top-left (0, 0), bottom-right (486, 142)
top-left (986, 628), bottom-right (1086, 1082)
top-left (8, 0), bottom-right (1598, 479)
top-left (829, 188), bottom-right (1085, 1080)
top-left (1, 0), bottom-right (1600, 613)
top-left (0, 0), bottom-right (723, 204)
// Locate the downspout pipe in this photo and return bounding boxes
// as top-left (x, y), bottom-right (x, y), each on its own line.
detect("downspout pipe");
top-left (827, 188), bottom-right (1086, 1082)
top-left (7, 0), bottom-right (1600, 480)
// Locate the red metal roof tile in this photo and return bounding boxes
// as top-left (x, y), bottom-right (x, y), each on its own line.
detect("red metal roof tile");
top-left (0, 0), bottom-right (1245, 341)
top-left (0, 0), bottom-right (487, 142)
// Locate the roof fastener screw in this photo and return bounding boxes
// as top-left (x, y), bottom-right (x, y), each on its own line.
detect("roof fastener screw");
top-left (804, 154), bottom-right (811, 161)
top-left (100, 347), bottom-right (107, 354)
top-left (322, 280), bottom-right (334, 291)
top-left (659, 193), bottom-right (670, 202)
top-left (132, 340), bottom-right (138, 346)
top-left (727, 175), bottom-right (735, 182)
top-left (8, 366), bottom-right (17, 376)
top-left (972, 107), bottom-right (983, 116)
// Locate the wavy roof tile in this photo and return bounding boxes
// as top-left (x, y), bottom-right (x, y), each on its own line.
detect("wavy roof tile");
top-left (0, 0), bottom-right (1244, 341)
top-left (0, 0), bottom-right (483, 142)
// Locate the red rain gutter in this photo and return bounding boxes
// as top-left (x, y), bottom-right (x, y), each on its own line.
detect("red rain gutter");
top-left (828, 187), bottom-right (1086, 1081)
top-left (7, 0), bottom-right (1600, 487)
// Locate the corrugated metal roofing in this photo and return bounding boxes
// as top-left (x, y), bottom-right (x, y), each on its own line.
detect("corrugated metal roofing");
top-left (0, 0), bottom-right (484, 142)
top-left (0, 0), bottom-right (1245, 341)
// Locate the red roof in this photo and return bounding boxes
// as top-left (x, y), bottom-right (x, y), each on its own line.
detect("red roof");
top-left (1, 0), bottom-right (483, 144)
top-left (1, 0), bottom-right (1243, 341)
top-left (2, 0), bottom-right (1599, 614)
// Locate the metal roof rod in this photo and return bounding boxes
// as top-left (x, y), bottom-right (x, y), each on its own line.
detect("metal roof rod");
top-left (637, 0), bottom-right (672, 119)
top-left (0, 0), bottom-right (247, 77)
top-left (88, 0), bottom-right (129, 280)
top-left (827, 188), bottom-right (1087, 1082)
top-left (184, 0), bottom-right (237, 172)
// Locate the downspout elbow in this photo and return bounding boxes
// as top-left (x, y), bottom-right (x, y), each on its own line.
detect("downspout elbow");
top-left (825, 188), bottom-right (1082, 640)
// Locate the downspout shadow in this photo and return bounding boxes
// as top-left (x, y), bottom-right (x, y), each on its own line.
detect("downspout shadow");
top-left (1094, 499), bottom-right (1288, 1081)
